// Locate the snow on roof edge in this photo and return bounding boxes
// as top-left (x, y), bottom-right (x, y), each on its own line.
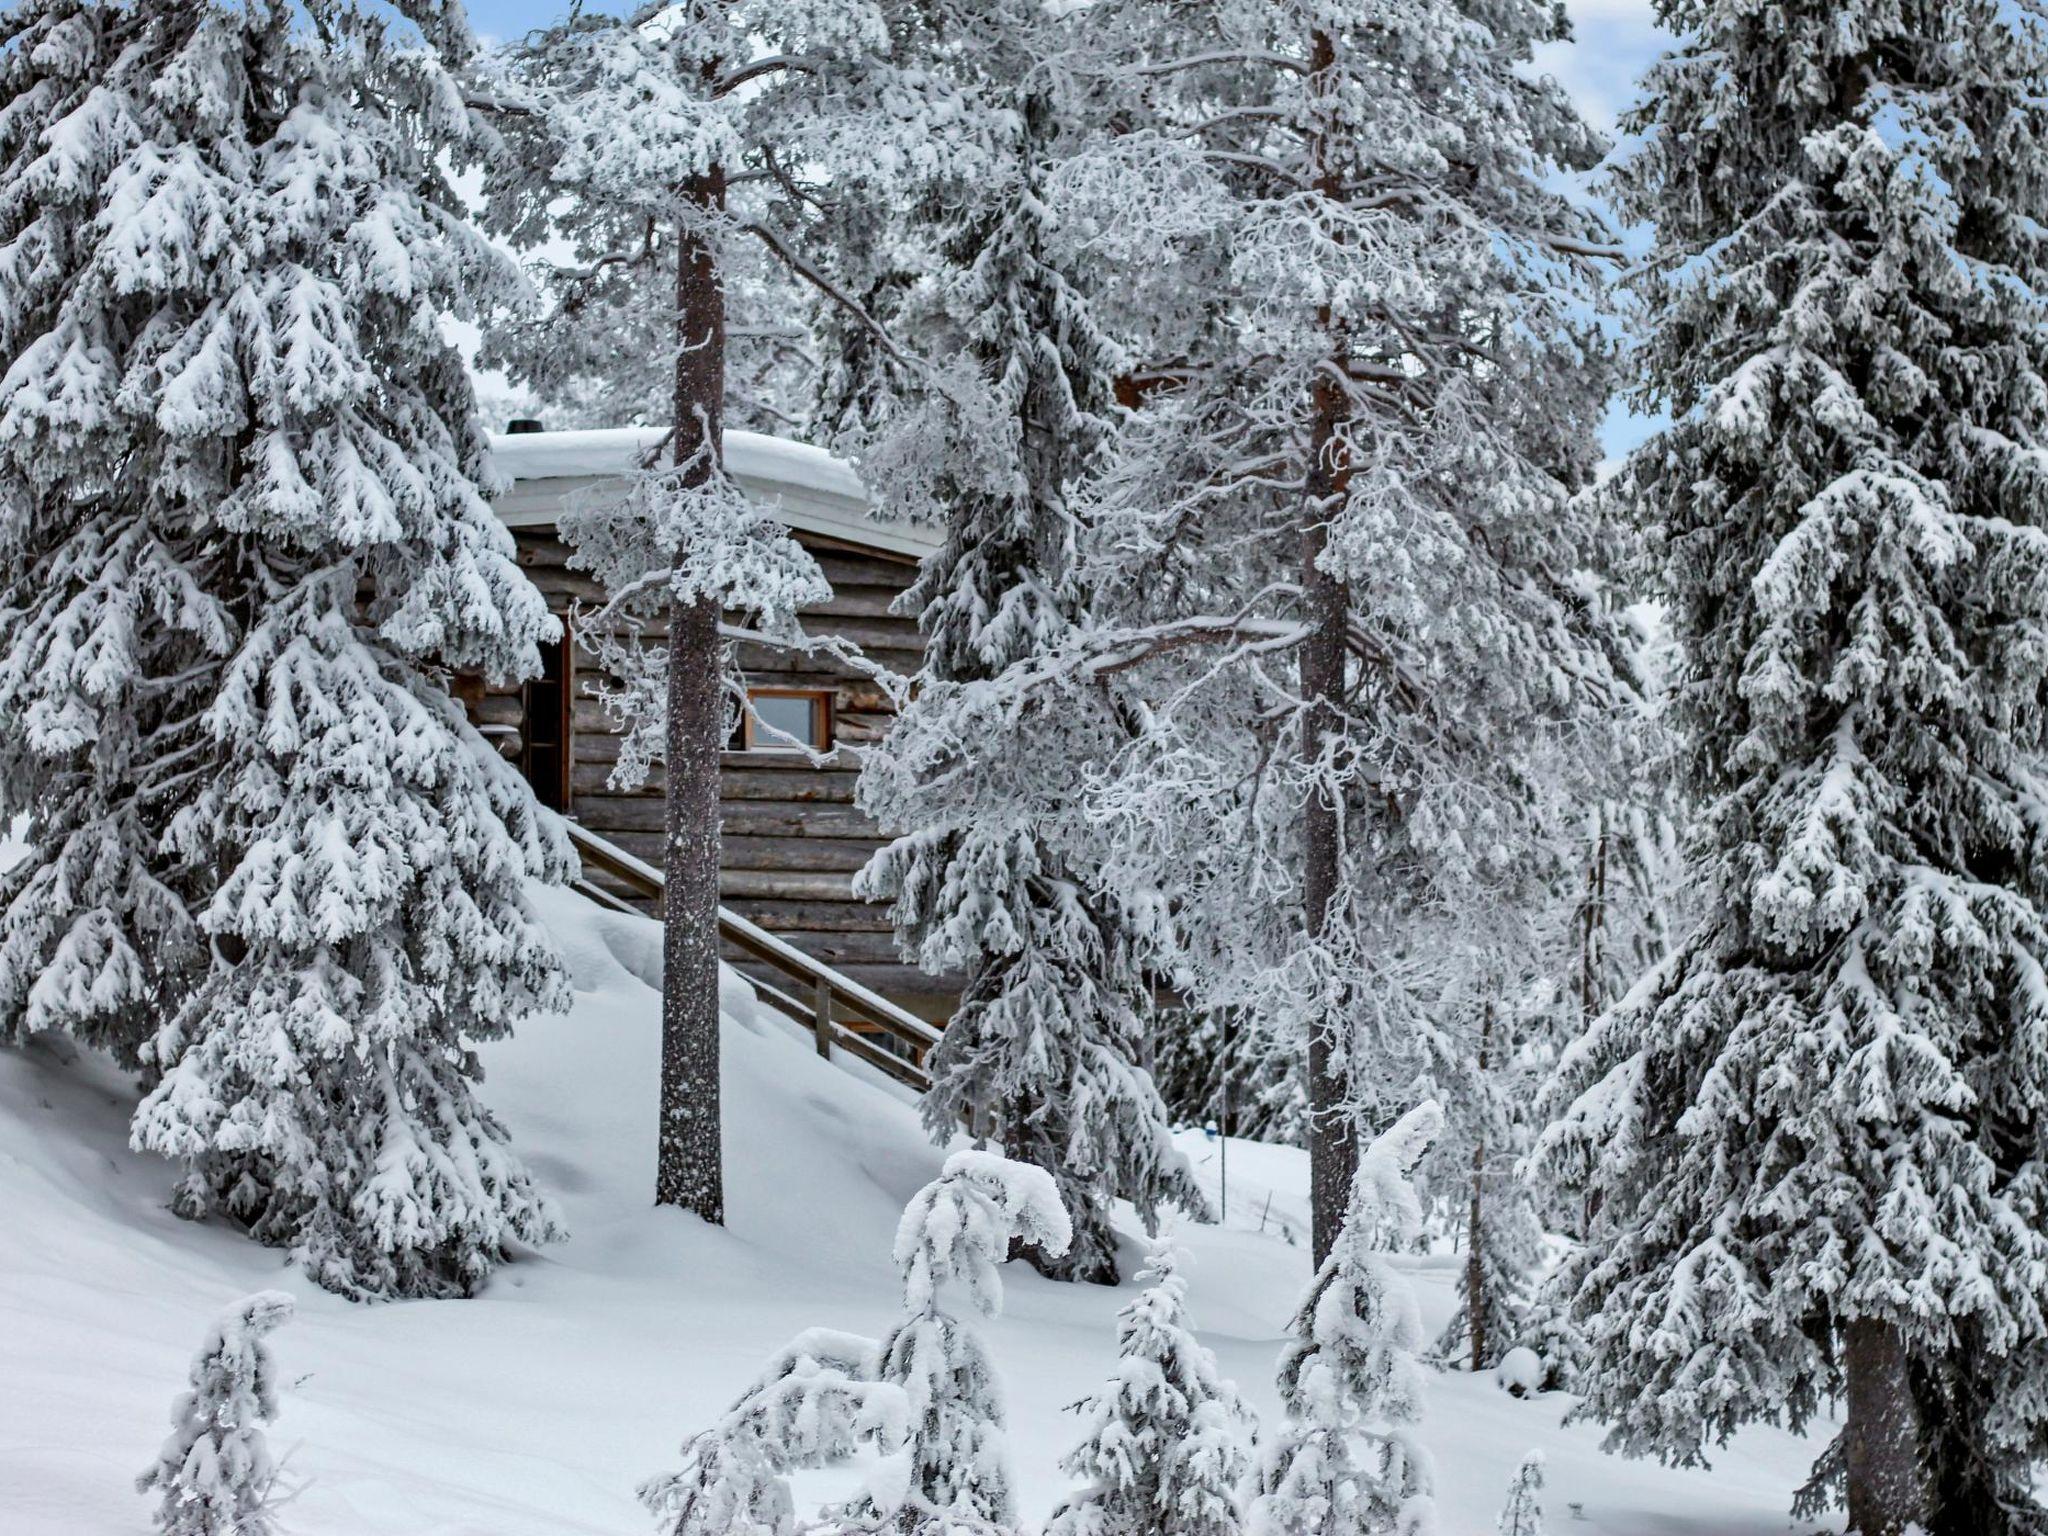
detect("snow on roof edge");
top-left (487, 426), bottom-right (870, 506)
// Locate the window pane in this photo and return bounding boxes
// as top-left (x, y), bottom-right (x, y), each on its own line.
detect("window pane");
top-left (751, 693), bottom-right (822, 749)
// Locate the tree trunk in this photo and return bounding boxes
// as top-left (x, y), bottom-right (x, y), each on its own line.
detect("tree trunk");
top-left (1842, 1316), bottom-right (1929, 1535)
top-left (1466, 999), bottom-right (1494, 1372)
top-left (656, 159), bottom-right (727, 1223)
top-left (1302, 26), bottom-right (1355, 1269)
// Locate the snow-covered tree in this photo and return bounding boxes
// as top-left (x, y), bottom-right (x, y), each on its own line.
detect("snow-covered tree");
top-left (1422, 984), bottom-right (1546, 1375)
top-left (833, 1149), bottom-right (1070, 1535)
top-left (845, 0), bottom-right (1199, 1285)
top-left (1536, 3), bottom-right (2048, 1532)
top-left (138, 1291), bottom-right (295, 1536)
top-left (642, 1328), bottom-right (908, 1536)
top-left (0, 0), bottom-right (228, 1063)
top-left (1247, 1102), bottom-right (1442, 1536)
top-left (477, 2), bottom-right (971, 1226)
top-left (1044, 1242), bottom-right (1250, 1536)
top-left (1495, 1452), bottom-right (1545, 1536)
top-left (0, 0), bottom-right (572, 1298)
top-left (1042, 0), bottom-right (1624, 1264)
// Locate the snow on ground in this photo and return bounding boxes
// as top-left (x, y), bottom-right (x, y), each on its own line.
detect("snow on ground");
top-left (3, 884), bottom-right (1832, 1535)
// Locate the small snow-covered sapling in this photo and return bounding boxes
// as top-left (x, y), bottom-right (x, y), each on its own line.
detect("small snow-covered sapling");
top-left (1045, 1241), bottom-right (1252, 1536)
top-left (640, 1329), bottom-right (908, 1536)
top-left (138, 1291), bottom-right (295, 1536)
top-left (1248, 1102), bottom-right (1444, 1536)
top-left (1497, 1451), bottom-right (1545, 1536)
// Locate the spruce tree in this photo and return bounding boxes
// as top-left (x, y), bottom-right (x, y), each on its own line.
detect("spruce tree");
top-left (642, 1329), bottom-right (909, 1536)
top-left (1247, 1102), bottom-right (1442, 1536)
top-left (833, 1150), bottom-right (1070, 1535)
top-left (1495, 1452), bottom-right (1545, 1536)
top-left (1537, 2), bottom-right (2048, 1530)
top-left (1044, 1243), bottom-right (1250, 1536)
top-left (0, 0), bottom-right (226, 1062)
top-left (849, 0), bottom-right (1200, 1284)
top-left (138, 1291), bottom-right (295, 1536)
top-left (0, 0), bottom-right (574, 1299)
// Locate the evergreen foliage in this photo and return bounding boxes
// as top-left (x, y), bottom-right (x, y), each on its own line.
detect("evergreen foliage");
top-left (1044, 1243), bottom-right (1251, 1536)
top-left (848, 0), bottom-right (1199, 1285)
top-left (834, 1149), bottom-right (1070, 1535)
top-left (1247, 1102), bottom-right (1443, 1536)
top-left (0, 0), bottom-right (572, 1299)
top-left (138, 1290), bottom-right (295, 1536)
top-left (642, 1328), bottom-right (909, 1536)
top-left (1537, 1), bottom-right (2048, 1528)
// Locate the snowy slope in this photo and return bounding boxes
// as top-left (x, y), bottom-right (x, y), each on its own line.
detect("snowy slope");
top-left (2, 886), bottom-right (1832, 1535)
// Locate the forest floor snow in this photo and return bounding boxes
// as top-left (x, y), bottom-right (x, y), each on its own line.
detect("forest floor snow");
top-left (3, 882), bottom-right (1835, 1535)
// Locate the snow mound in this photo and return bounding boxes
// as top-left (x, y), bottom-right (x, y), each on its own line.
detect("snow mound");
top-left (1495, 1345), bottom-right (1545, 1398)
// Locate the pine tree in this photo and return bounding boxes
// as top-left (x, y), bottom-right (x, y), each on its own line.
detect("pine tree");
top-left (0, 0), bottom-right (573, 1298)
top-left (832, 1149), bottom-right (1070, 1535)
top-left (847, 0), bottom-right (1200, 1285)
top-left (641, 1328), bottom-right (909, 1536)
top-left (1247, 1102), bottom-right (1443, 1536)
top-left (478, 1), bottom-right (978, 1228)
top-left (1536, 3), bottom-right (2048, 1531)
top-left (138, 1291), bottom-right (294, 1536)
top-left (1044, 1243), bottom-right (1250, 1536)
top-left (1046, 0), bottom-right (1623, 1266)
top-left (1495, 1452), bottom-right (1545, 1536)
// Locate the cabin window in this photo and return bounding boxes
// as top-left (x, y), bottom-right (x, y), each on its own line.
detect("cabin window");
top-left (736, 688), bottom-right (833, 753)
top-left (521, 619), bottom-right (572, 811)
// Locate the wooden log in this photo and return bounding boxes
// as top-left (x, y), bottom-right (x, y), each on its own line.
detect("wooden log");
top-left (721, 897), bottom-right (899, 933)
top-left (572, 760), bottom-right (661, 795)
top-left (718, 868), bottom-right (865, 902)
top-left (718, 802), bottom-right (883, 839)
top-left (720, 833), bottom-right (885, 872)
top-left (808, 551), bottom-right (920, 587)
top-left (806, 586), bottom-right (911, 620)
top-left (733, 642), bottom-right (923, 678)
top-left (474, 693), bottom-right (524, 727)
top-left (717, 766), bottom-right (863, 801)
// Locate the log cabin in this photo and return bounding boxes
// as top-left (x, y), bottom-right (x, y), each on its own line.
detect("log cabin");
top-left (459, 425), bottom-right (960, 1024)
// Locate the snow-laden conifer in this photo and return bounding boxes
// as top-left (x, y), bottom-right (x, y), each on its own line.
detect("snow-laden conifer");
top-left (832, 1149), bottom-right (1070, 1535)
top-left (848, 0), bottom-right (1199, 1285)
top-left (0, 0), bottom-right (225, 1062)
top-left (138, 1291), bottom-right (295, 1536)
top-left (0, 0), bottom-right (572, 1298)
top-left (1536, 2), bottom-right (2048, 1531)
top-left (1247, 1102), bottom-right (1443, 1536)
top-left (1495, 1452), bottom-right (1545, 1536)
top-left (477, 1), bottom-right (975, 1226)
top-left (1044, 1242), bottom-right (1250, 1536)
top-left (1419, 979), bottom-right (1547, 1374)
top-left (642, 1328), bottom-right (908, 1536)
top-left (1040, 0), bottom-right (1625, 1265)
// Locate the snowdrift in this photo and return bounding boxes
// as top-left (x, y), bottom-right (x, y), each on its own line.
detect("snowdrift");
top-left (2, 885), bottom-right (1830, 1533)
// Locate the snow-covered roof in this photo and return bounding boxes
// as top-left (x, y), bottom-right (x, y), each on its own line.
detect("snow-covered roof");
top-left (487, 426), bottom-right (939, 562)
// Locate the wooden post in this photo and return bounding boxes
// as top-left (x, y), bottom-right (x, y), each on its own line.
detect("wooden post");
top-left (812, 978), bottom-right (832, 1060)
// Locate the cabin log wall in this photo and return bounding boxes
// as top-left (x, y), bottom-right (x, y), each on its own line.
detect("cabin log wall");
top-left (468, 526), bottom-right (957, 1020)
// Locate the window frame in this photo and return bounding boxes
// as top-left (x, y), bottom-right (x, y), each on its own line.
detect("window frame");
top-left (737, 686), bottom-right (835, 755)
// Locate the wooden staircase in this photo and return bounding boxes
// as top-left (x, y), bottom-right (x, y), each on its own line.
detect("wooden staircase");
top-left (561, 819), bottom-right (941, 1093)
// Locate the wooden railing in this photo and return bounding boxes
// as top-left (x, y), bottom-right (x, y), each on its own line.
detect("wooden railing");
top-left (561, 819), bottom-right (939, 1093)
